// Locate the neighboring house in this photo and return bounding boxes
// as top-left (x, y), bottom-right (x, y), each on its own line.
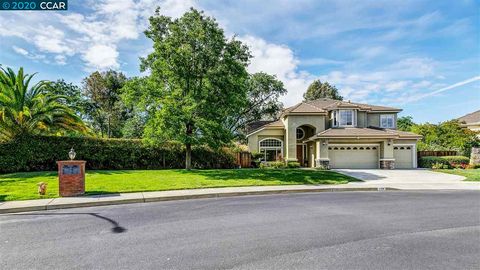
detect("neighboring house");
top-left (457, 110), bottom-right (480, 132)
top-left (246, 98), bottom-right (422, 169)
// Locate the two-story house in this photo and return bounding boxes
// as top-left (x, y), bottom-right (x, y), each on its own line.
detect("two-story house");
top-left (246, 98), bottom-right (422, 169)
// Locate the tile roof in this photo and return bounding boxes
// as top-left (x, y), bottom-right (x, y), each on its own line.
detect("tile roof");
top-left (282, 98), bottom-right (401, 115)
top-left (245, 120), bottom-right (276, 133)
top-left (457, 110), bottom-right (480, 124)
top-left (310, 127), bottom-right (421, 140)
top-left (283, 102), bottom-right (327, 114)
top-left (245, 119), bottom-right (284, 135)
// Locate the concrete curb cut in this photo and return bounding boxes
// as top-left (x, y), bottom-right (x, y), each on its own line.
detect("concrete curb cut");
top-left (0, 187), bottom-right (396, 214)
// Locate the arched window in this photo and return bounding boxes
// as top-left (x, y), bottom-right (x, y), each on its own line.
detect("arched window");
top-left (259, 138), bottom-right (283, 161)
top-left (296, 127), bottom-right (305, 140)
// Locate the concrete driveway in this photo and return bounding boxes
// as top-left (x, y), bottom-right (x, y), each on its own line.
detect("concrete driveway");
top-left (335, 169), bottom-right (480, 190)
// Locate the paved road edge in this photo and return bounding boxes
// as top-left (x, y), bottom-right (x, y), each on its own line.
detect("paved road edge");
top-left (0, 187), bottom-right (394, 214)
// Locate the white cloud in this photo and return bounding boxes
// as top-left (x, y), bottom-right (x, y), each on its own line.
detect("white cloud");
top-left (54, 55), bottom-right (67, 65)
top-left (355, 46), bottom-right (387, 58)
top-left (240, 35), bottom-right (313, 106)
top-left (300, 57), bottom-right (345, 66)
top-left (411, 80), bottom-right (432, 88)
top-left (0, 0), bottom-right (195, 70)
top-left (11, 46), bottom-right (46, 61)
top-left (33, 25), bottom-right (72, 54)
top-left (12, 46), bottom-right (28, 56)
top-left (83, 45), bottom-right (120, 70)
top-left (384, 81), bottom-right (410, 92)
top-left (389, 57), bottom-right (436, 78)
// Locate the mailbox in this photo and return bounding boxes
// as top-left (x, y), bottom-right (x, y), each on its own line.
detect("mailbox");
top-left (57, 160), bottom-right (86, 197)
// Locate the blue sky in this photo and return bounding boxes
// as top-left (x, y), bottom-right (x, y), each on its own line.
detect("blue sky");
top-left (1, 0), bottom-right (479, 123)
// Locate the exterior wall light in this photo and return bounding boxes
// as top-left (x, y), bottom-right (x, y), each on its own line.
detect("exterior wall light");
top-left (69, 147), bottom-right (76, 160)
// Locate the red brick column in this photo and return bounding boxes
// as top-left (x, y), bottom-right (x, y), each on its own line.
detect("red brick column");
top-left (57, 160), bottom-right (86, 197)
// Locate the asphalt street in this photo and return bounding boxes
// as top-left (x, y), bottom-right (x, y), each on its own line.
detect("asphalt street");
top-left (1, 191), bottom-right (479, 269)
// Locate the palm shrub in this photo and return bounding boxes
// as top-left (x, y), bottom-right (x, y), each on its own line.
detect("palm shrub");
top-left (0, 67), bottom-right (87, 141)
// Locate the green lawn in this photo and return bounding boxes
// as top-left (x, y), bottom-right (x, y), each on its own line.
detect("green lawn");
top-left (437, 169), bottom-right (480, 182)
top-left (0, 169), bottom-right (358, 201)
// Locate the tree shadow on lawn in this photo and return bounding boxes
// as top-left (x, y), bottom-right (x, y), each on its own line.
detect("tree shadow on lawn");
top-left (0, 171), bottom-right (57, 180)
top-left (179, 169), bottom-right (360, 184)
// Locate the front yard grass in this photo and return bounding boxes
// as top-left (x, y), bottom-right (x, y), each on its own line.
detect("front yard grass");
top-left (437, 169), bottom-right (480, 182)
top-left (0, 169), bottom-right (359, 201)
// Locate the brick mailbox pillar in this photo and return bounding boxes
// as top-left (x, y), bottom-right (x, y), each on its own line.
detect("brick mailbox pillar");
top-left (57, 160), bottom-right (86, 197)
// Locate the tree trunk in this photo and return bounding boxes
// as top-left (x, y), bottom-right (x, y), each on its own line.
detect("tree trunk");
top-left (185, 122), bottom-right (193, 170)
top-left (185, 143), bottom-right (192, 170)
top-left (107, 114), bottom-right (111, 138)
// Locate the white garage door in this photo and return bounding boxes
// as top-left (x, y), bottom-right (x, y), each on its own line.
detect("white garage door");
top-left (394, 145), bottom-right (414, 169)
top-left (329, 145), bottom-right (379, 169)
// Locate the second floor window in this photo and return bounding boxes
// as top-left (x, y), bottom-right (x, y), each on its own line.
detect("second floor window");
top-left (339, 110), bottom-right (354, 126)
top-left (380, 114), bottom-right (395, 128)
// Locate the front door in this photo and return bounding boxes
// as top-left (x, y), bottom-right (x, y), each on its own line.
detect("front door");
top-left (296, 145), bottom-right (304, 166)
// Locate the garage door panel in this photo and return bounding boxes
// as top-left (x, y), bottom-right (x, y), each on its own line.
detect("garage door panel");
top-left (394, 145), bottom-right (414, 169)
top-left (329, 145), bottom-right (378, 169)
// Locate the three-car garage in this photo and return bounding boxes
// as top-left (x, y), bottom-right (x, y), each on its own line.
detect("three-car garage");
top-left (328, 144), bottom-right (415, 169)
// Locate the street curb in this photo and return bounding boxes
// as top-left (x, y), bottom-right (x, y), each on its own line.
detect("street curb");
top-left (0, 187), bottom-right (396, 214)
top-left (45, 198), bottom-right (146, 210)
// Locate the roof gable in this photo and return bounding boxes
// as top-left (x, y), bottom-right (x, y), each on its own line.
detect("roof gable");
top-left (458, 110), bottom-right (480, 124)
top-left (245, 119), bottom-right (284, 136)
top-left (283, 98), bottom-right (402, 115)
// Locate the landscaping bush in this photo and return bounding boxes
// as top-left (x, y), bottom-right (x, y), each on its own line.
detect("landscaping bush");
top-left (466, 164), bottom-right (480, 169)
top-left (259, 161), bottom-right (286, 169)
top-left (431, 162), bottom-right (450, 170)
top-left (418, 156), bottom-right (451, 169)
top-left (440, 156), bottom-right (469, 168)
top-left (250, 151), bottom-right (264, 168)
top-left (287, 161), bottom-right (301, 168)
top-left (0, 136), bottom-right (236, 173)
top-left (419, 155), bottom-right (469, 169)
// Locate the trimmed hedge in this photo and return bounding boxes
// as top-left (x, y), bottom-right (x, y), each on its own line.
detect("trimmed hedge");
top-left (440, 156), bottom-right (469, 165)
top-left (0, 136), bottom-right (236, 173)
top-left (418, 155), bottom-right (469, 169)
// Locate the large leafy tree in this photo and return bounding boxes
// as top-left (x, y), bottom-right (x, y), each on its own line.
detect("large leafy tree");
top-left (140, 8), bottom-right (251, 169)
top-left (227, 72), bottom-right (286, 135)
top-left (397, 116), bottom-right (415, 131)
top-left (121, 77), bottom-right (157, 139)
top-left (303, 80), bottom-right (343, 101)
top-left (411, 120), bottom-right (479, 156)
top-left (50, 79), bottom-right (88, 118)
top-left (0, 67), bottom-right (87, 141)
top-left (82, 70), bottom-right (128, 138)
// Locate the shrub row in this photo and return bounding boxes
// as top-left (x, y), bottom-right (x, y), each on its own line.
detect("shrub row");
top-left (0, 136), bottom-right (236, 173)
top-left (259, 161), bottom-right (301, 169)
top-left (418, 156), bottom-right (470, 169)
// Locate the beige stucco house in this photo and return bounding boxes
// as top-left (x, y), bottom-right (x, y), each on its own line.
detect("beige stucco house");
top-left (246, 98), bottom-right (422, 169)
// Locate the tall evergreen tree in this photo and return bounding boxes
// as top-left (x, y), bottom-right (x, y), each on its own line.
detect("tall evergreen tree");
top-left (303, 80), bottom-right (343, 101)
top-left (82, 70), bottom-right (128, 138)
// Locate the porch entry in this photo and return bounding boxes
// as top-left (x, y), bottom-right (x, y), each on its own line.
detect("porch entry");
top-left (296, 144), bottom-right (308, 166)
